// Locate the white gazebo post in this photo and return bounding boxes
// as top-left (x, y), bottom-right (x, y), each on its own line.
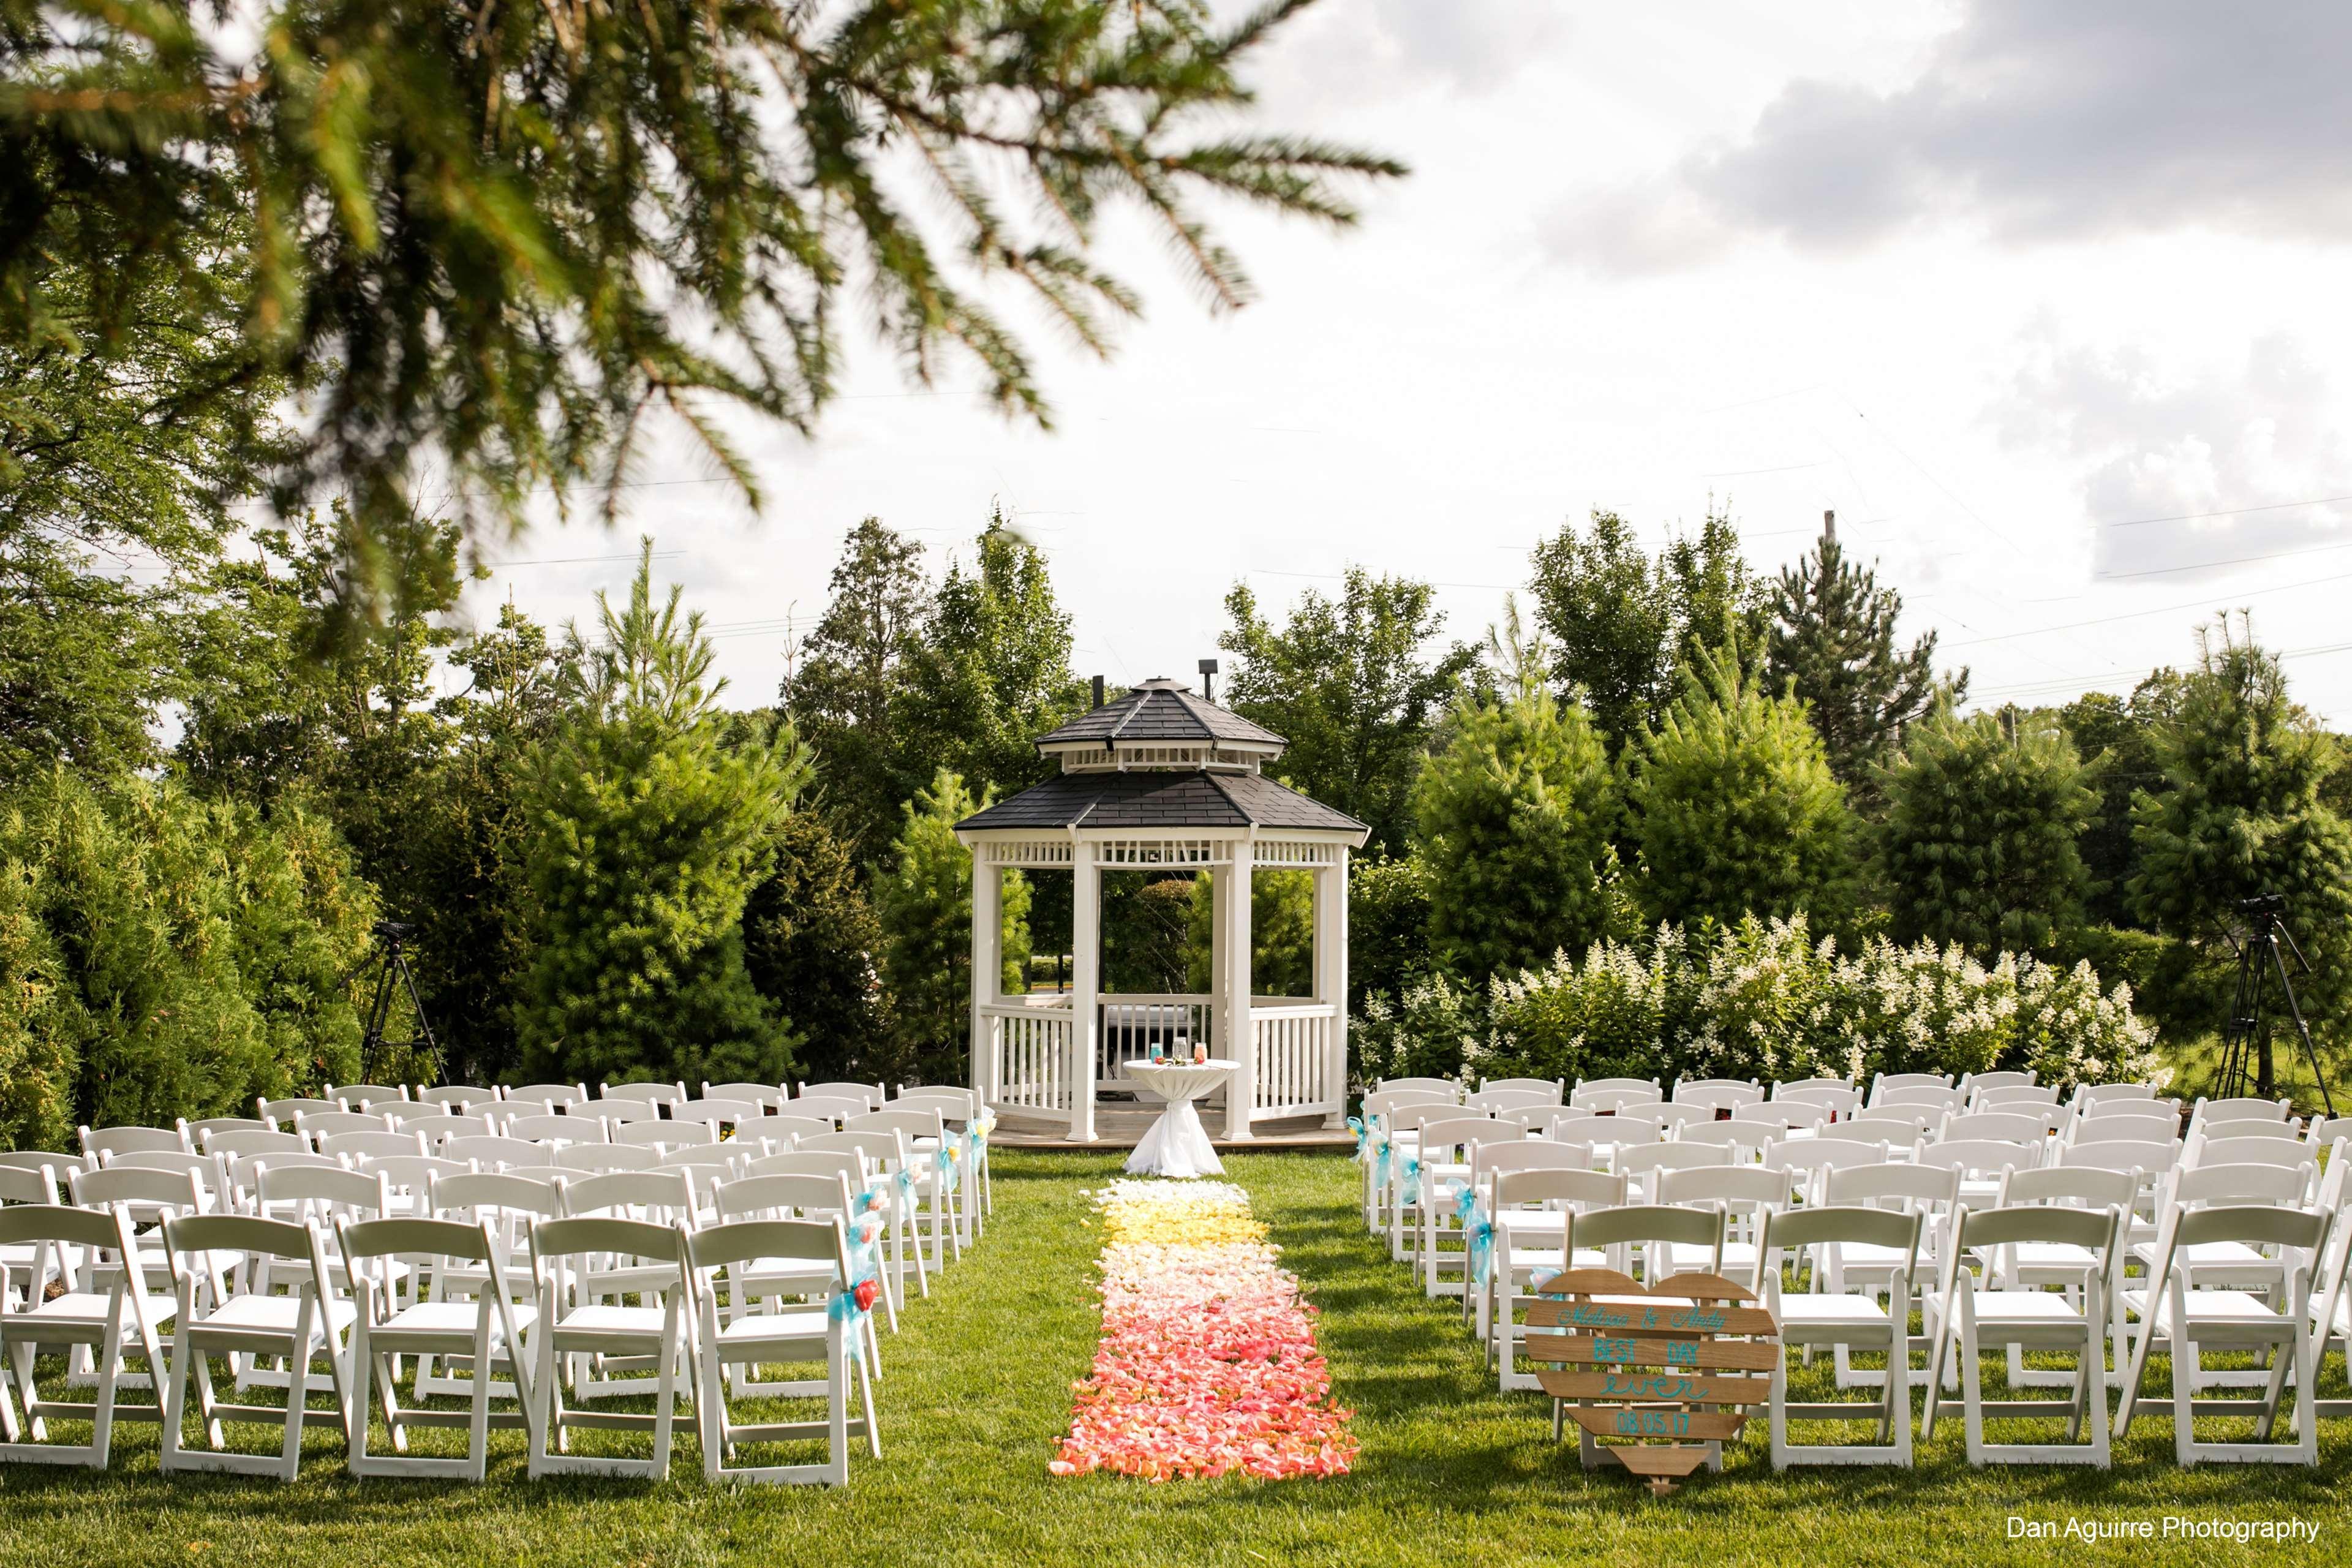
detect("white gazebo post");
top-left (1223, 835), bottom-right (1256, 1140)
top-left (1069, 839), bottom-right (1101, 1142)
top-left (969, 845), bottom-right (1000, 1105)
top-left (1314, 846), bottom-right (1349, 1129)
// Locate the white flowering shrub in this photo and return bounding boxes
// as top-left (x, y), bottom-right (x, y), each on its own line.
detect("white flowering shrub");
top-left (1353, 972), bottom-right (1482, 1084)
top-left (1463, 913), bottom-right (2158, 1092)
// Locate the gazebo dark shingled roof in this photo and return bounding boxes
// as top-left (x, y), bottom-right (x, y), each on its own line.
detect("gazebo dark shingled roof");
top-left (1031, 680), bottom-right (1286, 752)
top-left (956, 769), bottom-right (1366, 835)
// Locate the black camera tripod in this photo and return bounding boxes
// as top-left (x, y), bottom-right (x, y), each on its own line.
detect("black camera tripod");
top-left (2214, 893), bottom-right (2334, 1116)
top-left (348, 921), bottom-right (440, 1084)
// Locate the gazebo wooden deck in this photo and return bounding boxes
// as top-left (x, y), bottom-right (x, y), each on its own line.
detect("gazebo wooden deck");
top-left (955, 676), bottom-right (1369, 1148)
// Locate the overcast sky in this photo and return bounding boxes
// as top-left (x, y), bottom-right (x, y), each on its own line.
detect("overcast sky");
top-left (467, 1), bottom-right (2352, 726)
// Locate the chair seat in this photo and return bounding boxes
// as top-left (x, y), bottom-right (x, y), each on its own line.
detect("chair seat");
top-left (2122, 1288), bottom-right (2297, 1332)
top-left (1505, 1246), bottom-right (1605, 1272)
top-left (379, 1300), bottom-right (536, 1340)
top-left (195, 1294), bottom-right (358, 1337)
top-left (1495, 1212), bottom-right (1567, 1236)
top-left (554, 1304), bottom-right (668, 1336)
top-left (715, 1308), bottom-right (829, 1346)
top-left (1778, 1294), bottom-right (1892, 1327)
top-left (2129, 1239), bottom-right (2273, 1270)
top-left (1836, 1241), bottom-right (1911, 1268)
top-left (2003, 1242), bottom-right (2097, 1272)
top-left (4, 1290), bottom-right (176, 1333)
top-left (1962, 1289), bottom-right (2092, 1327)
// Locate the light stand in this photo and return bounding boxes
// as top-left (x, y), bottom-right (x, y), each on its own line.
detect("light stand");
top-left (2214, 893), bottom-right (2334, 1117)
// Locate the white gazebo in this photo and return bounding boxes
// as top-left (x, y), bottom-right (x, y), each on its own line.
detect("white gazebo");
top-left (954, 678), bottom-right (1370, 1142)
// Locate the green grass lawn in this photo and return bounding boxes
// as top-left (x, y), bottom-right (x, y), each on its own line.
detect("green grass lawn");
top-left (1, 1151), bottom-right (2345, 1567)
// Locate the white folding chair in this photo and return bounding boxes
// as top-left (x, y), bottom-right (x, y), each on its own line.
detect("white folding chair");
top-left (326, 1084), bottom-right (411, 1110)
top-left (613, 1118), bottom-right (715, 1151)
top-left (600, 1080), bottom-right (688, 1110)
top-left (526, 1217), bottom-right (692, 1479)
top-left (415, 1086), bottom-right (501, 1112)
top-left (1923, 1205), bottom-right (2120, 1467)
top-left (556, 1144), bottom-right (658, 1175)
top-left (78, 1125), bottom-right (190, 1161)
top-left (505, 1082), bottom-right (590, 1110)
top-left (257, 1098), bottom-right (342, 1130)
top-left (797, 1082), bottom-right (886, 1113)
top-left (554, 1170), bottom-right (698, 1402)
top-left (340, 1215), bottom-right (537, 1479)
top-left (1656, 1165), bottom-right (1785, 1284)
top-left (1821, 1161), bottom-right (1957, 1390)
top-left (703, 1082), bottom-right (789, 1114)
top-left (157, 1213), bottom-right (354, 1480)
top-left (1484, 1167), bottom-right (1624, 1390)
top-left (505, 1113), bottom-right (600, 1145)
top-left (2117, 1204), bottom-right (2329, 1466)
top-left (318, 1129), bottom-right (430, 1166)
top-left (1477, 1077), bottom-right (1564, 1104)
top-left (713, 1170), bottom-right (891, 1360)
top-left (1672, 1077), bottom-right (1763, 1112)
top-left (1868, 1072), bottom-right (1953, 1108)
top-left (850, 1108), bottom-right (968, 1253)
top-left (687, 1216), bottom-right (878, 1485)
top-left (1760, 1205), bottom-right (1922, 1469)
top-left (0, 1204), bottom-right (173, 1466)
top-left (1990, 1164), bottom-right (2139, 1390)
top-left (1615, 1142), bottom-right (1732, 1206)
top-left (417, 1169), bottom-right (564, 1402)
top-left (1567, 1079), bottom-right (1663, 1114)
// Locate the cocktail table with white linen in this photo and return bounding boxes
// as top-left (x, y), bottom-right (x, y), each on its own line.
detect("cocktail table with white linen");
top-left (1120, 1060), bottom-right (1238, 1178)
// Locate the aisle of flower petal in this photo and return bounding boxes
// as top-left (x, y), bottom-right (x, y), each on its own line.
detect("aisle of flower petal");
top-left (1050, 1178), bottom-right (1359, 1482)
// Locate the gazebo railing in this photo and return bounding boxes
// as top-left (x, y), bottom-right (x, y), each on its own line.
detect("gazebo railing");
top-left (982, 1000), bottom-right (1074, 1116)
top-left (1096, 996), bottom-right (1216, 1093)
top-left (1250, 1001), bottom-right (1342, 1118)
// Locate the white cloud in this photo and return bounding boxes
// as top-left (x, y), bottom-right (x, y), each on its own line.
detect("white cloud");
top-left (1548, 1), bottom-right (2352, 271)
top-left (1993, 325), bottom-right (2352, 582)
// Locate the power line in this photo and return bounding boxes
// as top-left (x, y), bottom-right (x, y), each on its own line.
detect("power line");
top-left (2098, 491), bottom-right (2352, 531)
top-left (1950, 567), bottom-right (2352, 647)
top-left (2095, 536), bottom-right (2352, 581)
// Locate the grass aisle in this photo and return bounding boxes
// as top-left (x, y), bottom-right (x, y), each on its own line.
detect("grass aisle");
top-left (0, 1151), bottom-right (2346, 1567)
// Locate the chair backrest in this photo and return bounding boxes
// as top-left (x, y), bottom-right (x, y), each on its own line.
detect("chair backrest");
top-left (2187, 1134), bottom-right (2315, 1172)
top-left (560, 1168), bottom-right (694, 1221)
top-left (2071, 1113), bottom-right (2179, 1145)
top-left (702, 1082), bottom-right (788, 1113)
top-left (1390, 1102), bottom-right (1473, 1134)
top-left (799, 1130), bottom-right (899, 1174)
top-left (655, 1155), bottom-right (741, 1208)
top-left (2307, 1115), bottom-right (2352, 1151)
top-left (223, 1150), bottom-right (339, 1195)
top-left (69, 1163), bottom-right (205, 1215)
top-left (1374, 1077), bottom-right (1460, 1099)
top-left (791, 1095), bottom-right (873, 1126)
top-left (428, 1169), bottom-right (565, 1228)
top-left (379, 1104), bottom-right (457, 1130)
top-left (339, 1215), bottom-right (496, 1265)
top-left (0, 1164), bottom-right (60, 1205)
top-left (318, 1130), bottom-right (431, 1164)
top-left (848, 1108), bottom-right (946, 1145)
top-left (421, 1114), bottom-right (500, 1145)
top-left (1973, 1082), bottom-right (2060, 1110)
top-left (714, 1171), bottom-right (854, 1221)
top-left (1845, 1107), bottom-right (1935, 1139)
top-left (296, 1110), bottom-right (398, 1143)
top-left (2166, 1160), bottom-right (2312, 1208)
top-left (1654, 1164), bottom-right (1786, 1213)
top-left (1563, 1203), bottom-right (1727, 1266)
top-left (326, 1083), bottom-right (410, 1109)
top-left (1672, 1077), bottom-right (1763, 1110)
top-left (686, 1215), bottom-right (843, 1275)
top-left (1615, 1142), bottom-right (1732, 1200)
top-left (366, 1156), bottom-right (475, 1207)
top-left (1939, 1111), bottom-right (2050, 1146)
top-left (1569, 1084), bottom-right (1664, 1114)
top-left (1362, 1088), bottom-right (1457, 1121)
top-left (1758, 1204), bottom-right (1923, 1276)
top-left (1547, 1111), bottom-right (1657, 1149)
top-left (1674, 1120), bottom-right (1771, 1158)
top-left (745, 1149), bottom-right (869, 1191)
top-left (1619, 1104), bottom-right (1711, 1136)
top-left (505, 1113), bottom-right (600, 1145)
top-left (1491, 1167), bottom-right (1626, 1210)
top-left (2074, 1082), bottom-right (2158, 1108)
top-left (1869, 1072), bottom-right (1954, 1104)
top-left (669, 1097), bottom-right (761, 1129)
top-left (1917, 1137), bottom-right (2040, 1180)
top-left (895, 1091), bottom-right (978, 1126)
top-left (2056, 1137), bottom-right (2179, 1176)
top-left (254, 1161), bottom-right (393, 1226)
top-left (1961, 1069), bottom-right (2038, 1093)
top-left (1732, 1100), bottom-right (1831, 1131)
top-left (600, 1080), bottom-right (687, 1107)
top-left (733, 1114), bottom-right (835, 1152)
top-left (797, 1082), bottom-right (885, 1112)
top-left (1477, 1077), bottom-right (1564, 1103)
top-left (1998, 1164), bottom-right (2138, 1211)
top-left (1414, 1116), bottom-right (1509, 1164)
top-left (1466, 1087), bottom-right (1558, 1114)
top-left (183, 1116), bottom-right (268, 1142)
top-left (1951, 1202), bottom-right (2119, 1262)
top-left (257, 1096), bottom-right (342, 1127)
top-left (612, 1118), bottom-right (715, 1149)
top-left (506, 1082), bottom-right (590, 1108)
top-left (2163, 1202), bottom-right (2329, 1256)
top-left (555, 1143), bottom-right (659, 1173)
top-left (165, 1212), bottom-right (323, 1270)
top-left (414, 1085), bottom-right (500, 1110)
top-left (440, 1136), bottom-right (548, 1170)
top-left (2192, 1095), bottom-right (2294, 1128)
top-left (532, 1215), bottom-right (685, 1267)
top-left (1474, 1141), bottom-right (1594, 1184)
top-left (78, 1125), bottom-right (188, 1159)
top-left (203, 1128), bottom-right (311, 1160)
top-left (2190, 1115), bottom-right (2304, 1143)
top-left (1827, 1161), bottom-right (1959, 1212)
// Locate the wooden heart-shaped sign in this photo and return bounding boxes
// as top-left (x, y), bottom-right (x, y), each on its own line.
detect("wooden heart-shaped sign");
top-left (1522, 1269), bottom-right (1779, 1496)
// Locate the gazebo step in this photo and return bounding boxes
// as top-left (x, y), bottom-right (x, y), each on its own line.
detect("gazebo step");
top-left (990, 1107), bottom-right (1350, 1152)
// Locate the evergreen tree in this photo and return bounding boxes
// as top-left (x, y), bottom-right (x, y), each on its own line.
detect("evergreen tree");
top-left (1877, 707), bottom-right (2095, 957)
top-left (1347, 851), bottom-right (1434, 1015)
top-left (2129, 619), bottom-right (2352, 1028)
top-left (1182, 870), bottom-right (1315, 998)
top-left (742, 808), bottom-right (897, 1085)
top-left (1766, 513), bottom-right (1960, 796)
top-left (6, 1), bottom-right (1400, 596)
top-left (1219, 567), bottom-right (1476, 854)
top-left (1413, 608), bottom-right (1616, 985)
top-left (2056, 671), bottom-right (2184, 927)
top-left (516, 545), bottom-right (809, 1087)
top-left (1626, 637), bottom-right (1852, 930)
top-left (899, 514), bottom-right (1087, 806)
top-left (784, 519), bottom-right (934, 859)
top-left (873, 770), bottom-right (1031, 1085)
top-left (1528, 504), bottom-right (1767, 754)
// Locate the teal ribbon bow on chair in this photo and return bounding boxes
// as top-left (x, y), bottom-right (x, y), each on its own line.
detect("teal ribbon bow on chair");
top-left (1371, 1132), bottom-right (1393, 1191)
top-left (894, 1166), bottom-right (918, 1217)
top-left (934, 1144), bottom-right (961, 1193)
top-left (1346, 1116), bottom-right (1367, 1157)
top-left (1452, 1182), bottom-right (1480, 1224)
top-left (1400, 1156), bottom-right (1422, 1208)
top-left (1467, 1205), bottom-right (1497, 1286)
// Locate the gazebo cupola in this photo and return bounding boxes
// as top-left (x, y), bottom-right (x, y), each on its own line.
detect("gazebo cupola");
top-left (955, 678), bottom-right (1370, 1142)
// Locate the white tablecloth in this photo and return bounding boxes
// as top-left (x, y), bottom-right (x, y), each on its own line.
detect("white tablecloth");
top-left (1121, 1060), bottom-right (1237, 1178)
